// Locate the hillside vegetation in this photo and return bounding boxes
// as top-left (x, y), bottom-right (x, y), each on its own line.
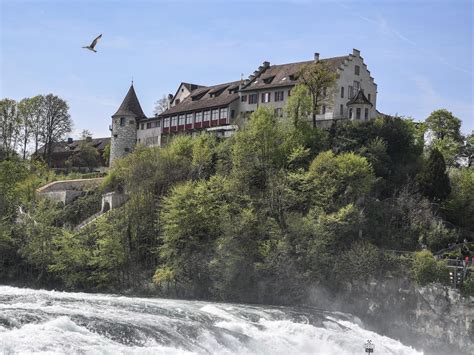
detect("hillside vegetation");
top-left (1, 107), bottom-right (473, 301)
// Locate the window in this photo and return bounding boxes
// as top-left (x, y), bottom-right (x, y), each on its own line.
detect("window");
top-left (178, 115), bottom-right (185, 125)
top-left (146, 122), bottom-right (152, 129)
top-left (365, 108), bottom-right (369, 120)
top-left (356, 108), bottom-right (361, 119)
top-left (261, 92), bottom-right (270, 103)
top-left (340, 87), bottom-right (344, 98)
top-left (171, 116), bottom-right (177, 127)
top-left (349, 86), bottom-right (354, 99)
top-left (354, 81), bottom-right (360, 91)
top-left (340, 104), bottom-right (344, 116)
top-left (288, 89), bottom-right (292, 96)
top-left (120, 117), bottom-right (125, 127)
top-left (274, 91), bottom-right (284, 102)
top-left (368, 93), bottom-right (371, 103)
top-left (195, 112), bottom-right (203, 123)
top-left (355, 65), bottom-right (360, 76)
top-left (349, 108), bottom-right (353, 119)
top-left (231, 110), bottom-right (235, 119)
top-left (203, 111), bottom-right (210, 121)
top-left (220, 108), bottom-right (228, 119)
top-left (124, 147), bottom-right (130, 152)
top-left (164, 118), bottom-right (170, 128)
top-left (129, 120), bottom-right (134, 125)
top-left (241, 95), bottom-right (247, 102)
top-left (141, 123), bottom-right (144, 130)
top-left (212, 109), bottom-right (219, 120)
top-left (186, 113), bottom-right (193, 124)
top-left (322, 105), bottom-right (326, 115)
top-left (249, 93), bottom-right (258, 104)
top-left (175, 99), bottom-right (180, 105)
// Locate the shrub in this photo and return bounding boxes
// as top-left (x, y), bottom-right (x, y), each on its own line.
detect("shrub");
top-left (412, 250), bottom-right (448, 286)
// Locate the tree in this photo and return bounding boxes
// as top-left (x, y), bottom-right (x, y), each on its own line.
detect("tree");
top-left (41, 94), bottom-right (72, 167)
top-left (17, 96), bottom-right (44, 159)
top-left (0, 98), bottom-right (21, 157)
top-left (307, 151), bottom-right (376, 212)
top-left (425, 109), bottom-right (462, 142)
top-left (416, 148), bottom-right (451, 202)
top-left (66, 130), bottom-right (100, 169)
top-left (298, 60), bottom-right (338, 128)
top-left (425, 109), bottom-right (463, 162)
top-left (284, 84), bottom-right (312, 127)
top-left (442, 167), bottom-right (474, 235)
top-left (153, 95), bottom-right (169, 115)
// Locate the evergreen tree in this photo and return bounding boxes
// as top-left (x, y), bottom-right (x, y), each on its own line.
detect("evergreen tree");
top-left (416, 148), bottom-right (451, 201)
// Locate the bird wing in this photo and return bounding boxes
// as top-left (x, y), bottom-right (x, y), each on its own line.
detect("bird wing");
top-left (90, 34), bottom-right (102, 49)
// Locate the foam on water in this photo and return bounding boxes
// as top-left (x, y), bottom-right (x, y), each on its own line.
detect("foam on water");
top-left (0, 286), bottom-right (423, 355)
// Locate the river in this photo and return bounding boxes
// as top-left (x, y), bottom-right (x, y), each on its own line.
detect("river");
top-left (0, 286), bottom-right (422, 354)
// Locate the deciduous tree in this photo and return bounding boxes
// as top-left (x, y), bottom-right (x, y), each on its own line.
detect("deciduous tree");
top-left (298, 61), bottom-right (338, 128)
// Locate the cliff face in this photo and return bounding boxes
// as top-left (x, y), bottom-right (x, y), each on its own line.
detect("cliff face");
top-left (330, 279), bottom-right (473, 354)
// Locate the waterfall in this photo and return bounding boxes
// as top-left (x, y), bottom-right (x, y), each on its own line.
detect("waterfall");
top-left (0, 286), bottom-right (422, 354)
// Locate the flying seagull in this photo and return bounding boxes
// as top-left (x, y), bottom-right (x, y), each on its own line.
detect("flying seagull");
top-left (82, 34), bottom-right (102, 53)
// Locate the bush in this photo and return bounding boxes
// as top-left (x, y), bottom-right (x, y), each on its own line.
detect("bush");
top-left (412, 250), bottom-right (448, 286)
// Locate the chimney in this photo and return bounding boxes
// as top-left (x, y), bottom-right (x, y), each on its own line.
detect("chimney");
top-left (352, 48), bottom-right (360, 57)
top-left (262, 61), bottom-right (270, 68)
top-left (67, 137), bottom-right (73, 144)
top-left (314, 52), bottom-right (320, 62)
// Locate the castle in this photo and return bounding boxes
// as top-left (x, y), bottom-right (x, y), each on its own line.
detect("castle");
top-left (110, 49), bottom-right (379, 166)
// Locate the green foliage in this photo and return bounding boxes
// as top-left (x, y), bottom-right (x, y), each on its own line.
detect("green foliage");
top-left (442, 167), bottom-right (474, 235)
top-left (158, 176), bottom-right (229, 298)
top-left (307, 151), bottom-right (375, 211)
top-left (298, 61), bottom-right (338, 127)
top-left (1, 100), bottom-right (471, 302)
top-left (336, 242), bottom-right (382, 283)
top-left (285, 84), bottom-right (312, 127)
top-left (416, 148), bottom-right (451, 201)
top-left (57, 189), bottom-right (102, 227)
top-left (425, 109), bottom-right (462, 142)
top-left (412, 250), bottom-right (448, 286)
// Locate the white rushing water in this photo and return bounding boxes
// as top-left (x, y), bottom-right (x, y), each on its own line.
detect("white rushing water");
top-left (0, 286), bottom-right (422, 355)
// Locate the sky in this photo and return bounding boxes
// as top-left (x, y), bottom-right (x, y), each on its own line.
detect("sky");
top-left (1, 0), bottom-right (473, 139)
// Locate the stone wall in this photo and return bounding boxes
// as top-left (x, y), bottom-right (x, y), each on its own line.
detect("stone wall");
top-left (101, 191), bottom-right (128, 212)
top-left (110, 114), bottom-right (138, 165)
top-left (36, 178), bottom-right (104, 205)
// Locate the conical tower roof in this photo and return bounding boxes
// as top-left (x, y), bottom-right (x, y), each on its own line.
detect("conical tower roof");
top-left (113, 84), bottom-right (147, 118)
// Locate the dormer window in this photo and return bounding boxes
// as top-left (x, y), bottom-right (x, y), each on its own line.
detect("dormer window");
top-left (262, 75), bottom-right (275, 84)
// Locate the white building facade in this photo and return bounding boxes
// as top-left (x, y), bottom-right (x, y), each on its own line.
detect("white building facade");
top-left (110, 49), bottom-right (380, 165)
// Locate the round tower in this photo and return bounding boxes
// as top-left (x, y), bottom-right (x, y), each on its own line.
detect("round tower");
top-left (110, 84), bottom-right (146, 166)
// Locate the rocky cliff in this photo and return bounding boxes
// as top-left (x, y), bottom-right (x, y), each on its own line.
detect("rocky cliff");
top-left (329, 279), bottom-right (473, 354)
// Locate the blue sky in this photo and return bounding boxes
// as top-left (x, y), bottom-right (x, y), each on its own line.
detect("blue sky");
top-left (1, 0), bottom-right (473, 138)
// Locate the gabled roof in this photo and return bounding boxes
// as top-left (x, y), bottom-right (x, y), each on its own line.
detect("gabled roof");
top-left (346, 90), bottom-right (373, 107)
top-left (113, 85), bottom-right (146, 118)
top-left (241, 56), bottom-right (349, 91)
top-left (159, 81), bottom-right (240, 116)
top-left (35, 137), bottom-right (111, 154)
